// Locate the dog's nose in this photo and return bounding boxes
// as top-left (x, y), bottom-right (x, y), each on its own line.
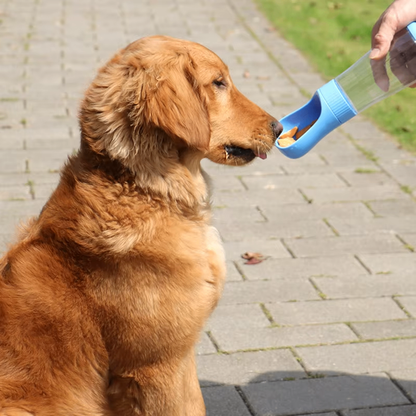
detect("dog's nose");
top-left (271, 121), bottom-right (283, 138)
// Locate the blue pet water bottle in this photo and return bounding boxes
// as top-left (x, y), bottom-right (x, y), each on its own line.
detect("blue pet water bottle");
top-left (276, 22), bottom-right (416, 159)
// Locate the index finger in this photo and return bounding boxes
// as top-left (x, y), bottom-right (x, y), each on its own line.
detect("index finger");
top-left (371, 16), bottom-right (397, 60)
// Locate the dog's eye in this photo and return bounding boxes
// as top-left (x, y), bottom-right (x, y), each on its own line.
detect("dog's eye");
top-left (213, 78), bottom-right (227, 89)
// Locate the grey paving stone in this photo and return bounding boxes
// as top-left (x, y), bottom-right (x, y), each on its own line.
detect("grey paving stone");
top-left (222, 239), bottom-right (291, 262)
top-left (219, 279), bottom-right (320, 305)
top-left (0, 150), bottom-right (27, 173)
top-left (237, 255), bottom-right (367, 280)
top-left (328, 215), bottom-right (416, 236)
top-left (342, 406), bottom-right (416, 416)
top-left (31, 183), bottom-right (59, 200)
top-left (260, 201), bottom-right (374, 223)
top-left (379, 164), bottom-right (416, 188)
top-left (196, 332), bottom-right (217, 356)
top-left (206, 304), bottom-right (270, 332)
top-left (285, 234), bottom-right (408, 258)
top-left (210, 323), bottom-right (357, 352)
top-left (0, 173), bottom-right (60, 186)
top-left (355, 139), bottom-right (412, 163)
top-left (0, 215), bottom-right (23, 235)
top-left (202, 156), bottom-right (285, 177)
top-left (358, 252), bottom-right (416, 275)
top-left (0, 185), bottom-right (32, 201)
top-left (270, 91), bottom-right (306, 108)
top-left (313, 274), bottom-right (416, 299)
top-left (29, 173), bottom-right (61, 187)
top-left (317, 150), bottom-right (372, 168)
top-left (297, 414), bottom-right (338, 416)
top-left (25, 76), bottom-right (64, 90)
top-left (270, 103), bottom-right (306, 120)
top-left (212, 188), bottom-right (307, 208)
top-left (197, 349), bottom-right (305, 386)
top-left (217, 216), bottom-right (333, 241)
top-left (0, 117), bottom-right (24, 130)
top-left (302, 185), bottom-right (410, 204)
top-left (291, 72), bottom-right (325, 95)
top-left (24, 92), bottom-right (67, 109)
top-left (212, 205), bottom-right (264, 224)
top-left (202, 386), bottom-right (251, 416)
top-left (0, 131), bottom-right (25, 150)
top-left (0, 234), bottom-right (14, 255)
top-left (26, 149), bottom-right (71, 173)
top-left (224, 261), bottom-right (243, 282)
top-left (401, 233), bottom-right (416, 249)
top-left (25, 138), bottom-right (78, 151)
top-left (397, 296), bottom-right (416, 317)
top-left (242, 374), bottom-right (408, 416)
top-left (391, 369), bottom-right (416, 403)
top-left (242, 173), bottom-right (347, 190)
top-left (352, 320), bottom-right (416, 340)
top-left (267, 298), bottom-right (407, 326)
top-left (339, 171), bottom-right (397, 187)
top-left (0, 199), bottom-right (46, 218)
top-left (311, 129), bottom-right (352, 147)
top-left (340, 117), bottom-right (391, 140)
top-left (368, 199), bottom-right (416, 217)
top-left (0, 97), bottom-right (25, 113)
top-left (209, 175), bottom-right (246, 193)
top-left (297, 339), bottom-right (416, 375)
top-left (278, 155), bottom-right (338, 176)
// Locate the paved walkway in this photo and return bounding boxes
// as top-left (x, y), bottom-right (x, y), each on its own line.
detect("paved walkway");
top-left (1, 0), bottom-right (416, 415)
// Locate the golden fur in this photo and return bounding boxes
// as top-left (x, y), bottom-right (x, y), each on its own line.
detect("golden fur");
top-left (0, 36), bottom-right (281, 415)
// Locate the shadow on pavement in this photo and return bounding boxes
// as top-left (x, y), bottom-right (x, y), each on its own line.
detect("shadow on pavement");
top-left (200, 370), bottom-right (416, 416)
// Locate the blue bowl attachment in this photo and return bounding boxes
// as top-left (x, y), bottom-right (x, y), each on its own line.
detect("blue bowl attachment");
top-left (275, 79), bottom-right (357, 159)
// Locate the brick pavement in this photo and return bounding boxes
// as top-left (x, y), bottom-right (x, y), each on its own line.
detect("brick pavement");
top-left (1, 0), bottom-right (416, 415)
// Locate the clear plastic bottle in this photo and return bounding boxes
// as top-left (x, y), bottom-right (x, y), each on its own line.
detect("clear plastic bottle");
top-left (276, 22), bottom-right (416, 159)
top-left (337, 25), bottom-right (416, 112)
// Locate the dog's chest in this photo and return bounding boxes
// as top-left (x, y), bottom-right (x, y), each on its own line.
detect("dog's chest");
top-left (93, 223), bottom-right (226, 367)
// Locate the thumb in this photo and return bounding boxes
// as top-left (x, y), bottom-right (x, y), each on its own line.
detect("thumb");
top-left (370, 18), bottom-right (397, 60)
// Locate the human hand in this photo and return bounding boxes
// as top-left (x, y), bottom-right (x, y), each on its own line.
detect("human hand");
top-left (370, 0), bottom-right (416, 90)
top-left (371, 0), bottom-right (416, 60)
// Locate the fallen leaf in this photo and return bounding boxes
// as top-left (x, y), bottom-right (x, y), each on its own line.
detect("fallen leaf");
top-left (241, 252), bottom-right (268, 265)
top-left (241, 252), bottom-right (263, 260)
top-left (244, 257), bottom-right (264, 265)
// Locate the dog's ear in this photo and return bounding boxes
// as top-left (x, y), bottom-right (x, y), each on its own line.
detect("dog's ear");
top-left (80, 47), bottom-right (211, 163)
top-left (138, 54), bottom-right (211, 152)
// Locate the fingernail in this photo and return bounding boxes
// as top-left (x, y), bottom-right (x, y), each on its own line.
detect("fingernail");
top-left (370, 48), bottom-right (380, 59)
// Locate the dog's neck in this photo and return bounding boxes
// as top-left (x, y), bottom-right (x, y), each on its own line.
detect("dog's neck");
top-left (77, 138), bottom-right (211, 217)
top-left (38, 145), bottom-right (211, 257)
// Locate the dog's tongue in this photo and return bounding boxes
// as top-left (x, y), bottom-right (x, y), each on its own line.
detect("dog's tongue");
top-left (256, 153), bottom-right (267, 160)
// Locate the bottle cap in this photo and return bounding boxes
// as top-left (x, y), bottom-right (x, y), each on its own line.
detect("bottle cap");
top-left (407, 22), bottom-right (416, 41)
top-left (319, 79), bottom-right (357, 123)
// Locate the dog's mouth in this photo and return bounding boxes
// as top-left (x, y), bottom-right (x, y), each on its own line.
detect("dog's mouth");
top-left (224, 145), bottom-right (267, 162)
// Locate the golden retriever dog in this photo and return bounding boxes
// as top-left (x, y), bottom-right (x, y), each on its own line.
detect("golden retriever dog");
top-left (0, 36), bottom-right (282, 416)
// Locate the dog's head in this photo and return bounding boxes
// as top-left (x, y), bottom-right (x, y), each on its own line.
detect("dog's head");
top-left (79, 36), bottom-right (282, 171)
